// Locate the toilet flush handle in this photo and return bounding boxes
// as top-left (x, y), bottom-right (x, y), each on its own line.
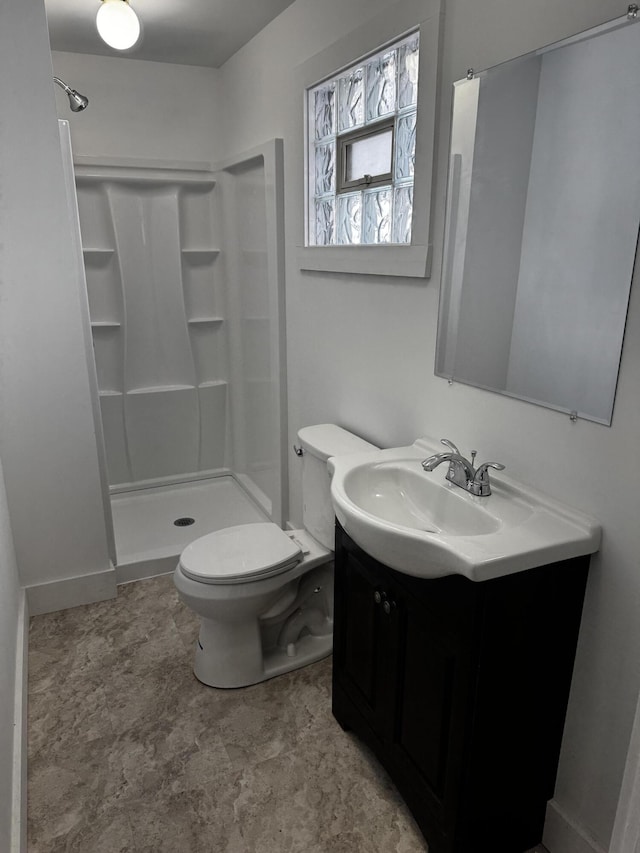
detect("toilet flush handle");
top-left (293, 444), bottom-right (304, 456)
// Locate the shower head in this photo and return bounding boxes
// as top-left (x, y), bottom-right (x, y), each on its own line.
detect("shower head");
top-left (53, 77), bottom-right (89, 112)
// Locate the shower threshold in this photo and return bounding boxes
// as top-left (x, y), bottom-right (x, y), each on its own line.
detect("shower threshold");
top-left (111, 475), bottom-right (268, 584)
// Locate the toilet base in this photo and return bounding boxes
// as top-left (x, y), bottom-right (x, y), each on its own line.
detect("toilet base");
top-left (193, 628), bottom-right (332, 689)
top-left (188, 555), bottom-right (334, 689)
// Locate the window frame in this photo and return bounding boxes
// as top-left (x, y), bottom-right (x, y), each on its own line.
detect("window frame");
top-left (296, 0), bottom-right (443, 278)
top-left (337, 117), bottom-right (396, 194)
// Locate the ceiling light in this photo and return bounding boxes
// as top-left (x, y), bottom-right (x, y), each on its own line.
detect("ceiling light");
top-left (96, 0), bottom-right (141, 51)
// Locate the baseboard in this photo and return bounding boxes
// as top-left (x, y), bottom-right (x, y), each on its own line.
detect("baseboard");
top-left (11, 589), bottom-right (28, 853)
top-left (544, 799), bottom-right (607, 853)
top-left (27, 565), bottom-right (117, 616)
top-left (115, 554), bottom-right (177, 585)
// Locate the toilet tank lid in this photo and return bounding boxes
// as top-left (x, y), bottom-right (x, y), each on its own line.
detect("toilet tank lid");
top-left (297, 424), bottom-right (378, 462)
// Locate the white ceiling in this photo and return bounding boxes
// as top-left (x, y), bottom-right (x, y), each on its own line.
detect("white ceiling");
top-left (45, 0), bottom-right (296, 68)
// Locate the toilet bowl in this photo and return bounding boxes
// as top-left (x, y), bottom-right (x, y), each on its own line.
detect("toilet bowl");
top-left (173, 425), bottom-right (377, 688)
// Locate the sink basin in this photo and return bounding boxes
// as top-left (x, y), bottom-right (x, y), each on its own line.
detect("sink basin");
top-left (329, 438), bottom-right (600, 582)
top-left (344, 461), bottom-right (503, 536)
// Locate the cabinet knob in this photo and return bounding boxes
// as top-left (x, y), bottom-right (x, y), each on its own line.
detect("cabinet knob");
top-left (383, 600), bottom-right (396, 615)
top-left (374, 591), bottom-right (382, 605)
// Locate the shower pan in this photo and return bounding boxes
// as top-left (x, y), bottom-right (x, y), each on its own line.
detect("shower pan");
top-left (72, 142), bottom-right (287, 582)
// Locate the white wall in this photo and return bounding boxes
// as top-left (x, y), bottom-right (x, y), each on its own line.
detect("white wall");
top-left (0, 0), bottom-right (112, 600)
top-left (0, 455), bottom-right (22, 853)
top-left (220, 0), bottom-right (640, 849)
top-left (51, 51), bottom-right (222, 162)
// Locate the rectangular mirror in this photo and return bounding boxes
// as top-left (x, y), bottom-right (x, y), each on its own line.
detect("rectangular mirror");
top-left (436, 10), bottom-right (640, 425)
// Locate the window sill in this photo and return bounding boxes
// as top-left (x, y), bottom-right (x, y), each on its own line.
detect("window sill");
top-left (297, 243), bottom-right (432, 278)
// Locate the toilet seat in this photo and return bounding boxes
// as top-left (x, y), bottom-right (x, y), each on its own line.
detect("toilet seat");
top-left (179, 522), bottom-right (303, 585)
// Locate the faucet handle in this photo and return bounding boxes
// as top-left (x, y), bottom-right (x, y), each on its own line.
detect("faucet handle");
top-left (475, 461), bottom-right (505, 478)
top-left (472, 461), bottom-right (505, 496)
top-left (440, 438), bottom-right (461, 455)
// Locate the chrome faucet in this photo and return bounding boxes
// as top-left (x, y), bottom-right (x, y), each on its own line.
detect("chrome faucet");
top-left (422, 439), bottom-right (505, 497)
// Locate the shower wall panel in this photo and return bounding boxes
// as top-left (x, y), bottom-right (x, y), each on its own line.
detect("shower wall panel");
top-left (76, 165), bottom-right (228, 487)
top-left (219, 144), bottom-right (287, 525)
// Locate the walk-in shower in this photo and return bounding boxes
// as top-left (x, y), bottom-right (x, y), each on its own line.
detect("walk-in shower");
top-left (71, 141), bottom-right (287, 582)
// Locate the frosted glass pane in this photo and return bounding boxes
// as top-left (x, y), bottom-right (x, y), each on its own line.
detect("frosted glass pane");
top-left (314, 83), bottom-right (335, 140)
top-left (338, 68), bottom-right (364, 131)
top-left (337, 192), bottom-right (362, 244)
top-left (314, 142), bottom-right (335, 196)
top-left (363, 188), bottom-right (392, 244)
top-left (346, 129), bottom-right (393, 182)
top-left (305, 31), bottom-right (420, 249)
top-left (366, 50), bottom-right (397, 121)
top-left (393, 185), bottom-right (413, 244)
top-left (315, 198), bottom-right (335, 245)
top-left (398, 37), bottom-right (420, 109)
top-left (395, 112), bottom-right (417, 180)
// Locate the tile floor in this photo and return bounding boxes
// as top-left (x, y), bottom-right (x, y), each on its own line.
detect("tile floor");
top-left (28, 574), bottom-right (550, 852)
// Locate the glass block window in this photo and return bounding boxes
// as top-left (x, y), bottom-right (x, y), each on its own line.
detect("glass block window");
top-left (307, 31), bottom-right (419, 247)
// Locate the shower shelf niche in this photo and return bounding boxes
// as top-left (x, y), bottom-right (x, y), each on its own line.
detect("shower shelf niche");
top-left (181, 249), bottom-right (220, 258)
top-left (75, 164), bottom-right (216, 188)
top-left (83, 247), bottom-right (115, 254)
top-left (127, 385), bottom-right (198, 394)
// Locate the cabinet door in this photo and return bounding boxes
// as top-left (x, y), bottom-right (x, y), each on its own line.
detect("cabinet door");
top-left (333, 527), bottom-right (401, 738)
top-left (389, 587), bottom-right (472, 847)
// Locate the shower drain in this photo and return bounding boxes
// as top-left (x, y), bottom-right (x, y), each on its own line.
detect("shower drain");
top-left (174, 517), bottom-right (195, 527)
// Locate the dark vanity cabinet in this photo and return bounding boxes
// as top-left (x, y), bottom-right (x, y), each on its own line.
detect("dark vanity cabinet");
top-left (332, 522), bottom-right (589, 853)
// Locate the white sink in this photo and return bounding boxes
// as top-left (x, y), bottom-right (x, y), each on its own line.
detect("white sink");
top-left (329, 438), bottom-right (601, 582)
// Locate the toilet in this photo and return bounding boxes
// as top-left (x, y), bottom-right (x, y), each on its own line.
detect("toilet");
top-left (173, 424), bottom-right (377, 688)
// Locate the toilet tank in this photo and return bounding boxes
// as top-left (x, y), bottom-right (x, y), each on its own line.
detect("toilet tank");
top-left (297, 424), bottom-right (378, 550)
